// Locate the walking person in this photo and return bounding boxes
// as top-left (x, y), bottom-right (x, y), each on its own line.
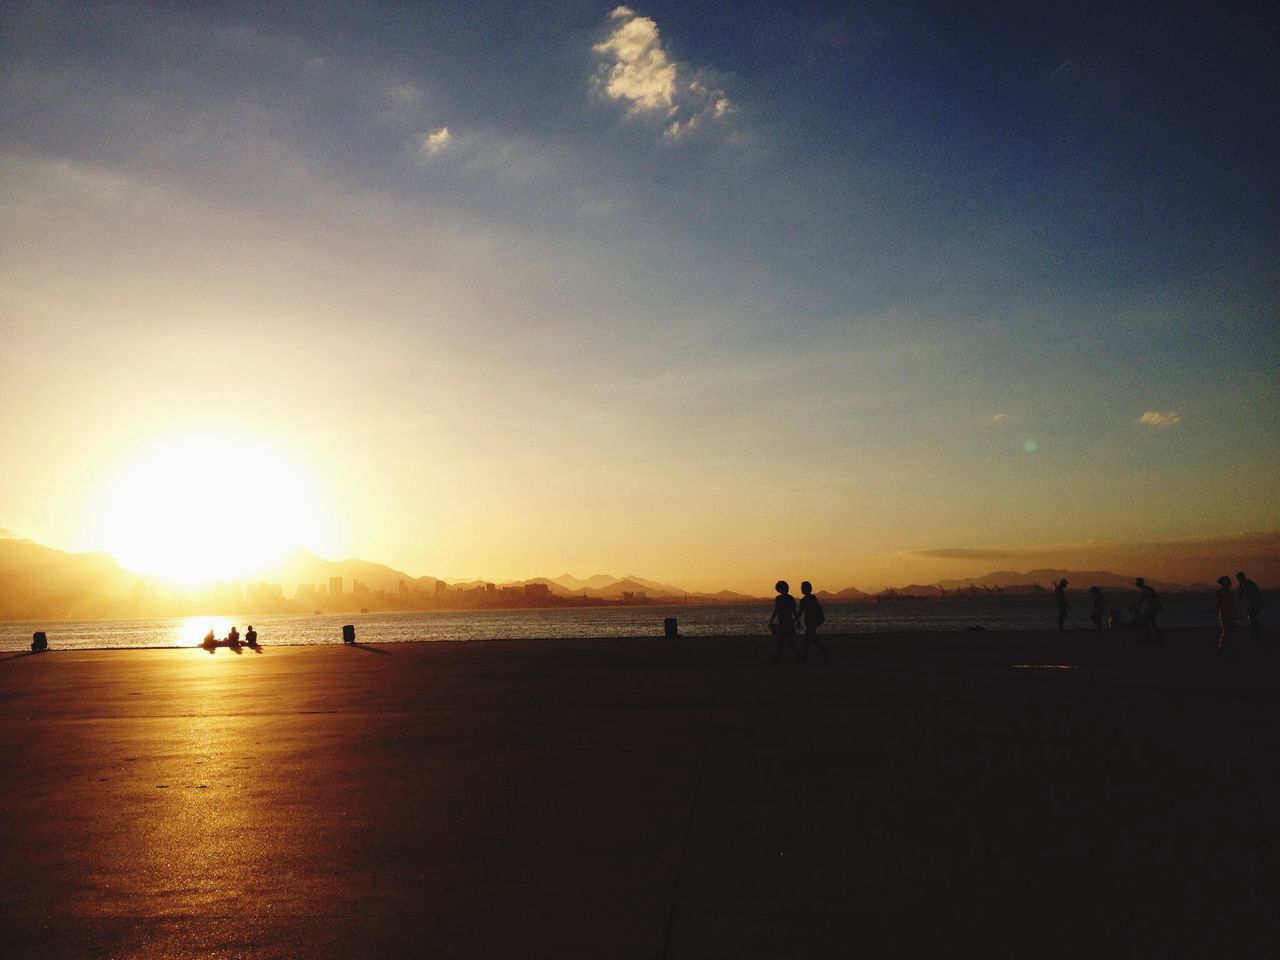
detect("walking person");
top-left (1089, 586), bottom-right (1106, 634)
top-left (768, 580), bottom-right (802, 662)
top-left (1054, 578), bottom-right (1070, 631)
top-left (1214, 576), bottom-right (1238, 653)
top-left (1132, 577), bottom-right (1164, 643)
top-left (797, 581), bottom-right (830, 662)
top-left (1236, 571), bottom-right (1265, 640)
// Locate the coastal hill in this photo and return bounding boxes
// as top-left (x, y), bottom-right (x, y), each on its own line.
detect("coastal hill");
top-left (0, 535), bottom-right (1217, 621)
top-left (0, 537), bottom-right (140, 620)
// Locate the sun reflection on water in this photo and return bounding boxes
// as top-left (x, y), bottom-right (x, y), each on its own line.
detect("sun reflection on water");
top-left (176, 616), bottom-right (240, 647)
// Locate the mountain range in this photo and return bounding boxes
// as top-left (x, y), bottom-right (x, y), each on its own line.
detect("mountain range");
top-left (0, 536), bottom-right (1212, 621)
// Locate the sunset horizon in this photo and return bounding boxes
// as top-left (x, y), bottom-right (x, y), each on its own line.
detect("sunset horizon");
top-left (3, 524), bottom-right (1277, 602)
top-left (2, 4), bottom-right (1278, 954)
top-left (4, 2), bottom-right (1276, 609)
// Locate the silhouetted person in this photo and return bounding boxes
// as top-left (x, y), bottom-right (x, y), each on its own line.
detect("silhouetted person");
top-left (245, 624), bottom-right (258, 647)
top-left (1132, 577), bottom-right (1164, 643)
top-left (1089, 587), bottom-right (1105, 634)
top-left (202, 629), bottom-right (217, 648)
top-left (1110, 608), bottom-right (1145, 630)
top-left (1236, 571), bottom-right (1264, 640)
top-left (227, 625), bottom-right (240, 647)
top-left (1054, 579), bottom-right (1070, 631)
top-left (797, 581), bottom-right (830, 662)
top-left (1214, 576), bottom-right (1237, 652)
top-left (769, 580), bottom-right (801, 662)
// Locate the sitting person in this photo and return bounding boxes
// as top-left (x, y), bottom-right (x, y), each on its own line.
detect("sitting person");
top-left (202, 629), bottom-right (217, 648)
top-left (245, 624), bottom-right (258, 647)
top-left (226, 625), bottom-right (240, 646)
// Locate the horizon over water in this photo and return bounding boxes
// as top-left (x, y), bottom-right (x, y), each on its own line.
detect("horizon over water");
top-left (0, 594), bottom-right (1251, 652)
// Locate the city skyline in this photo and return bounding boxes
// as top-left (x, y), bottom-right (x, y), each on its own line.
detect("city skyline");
top-left (2, 2), bottom-right (1277, 595)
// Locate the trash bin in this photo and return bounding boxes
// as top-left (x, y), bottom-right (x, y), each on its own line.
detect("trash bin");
top-left (31, 631), bottom-right (48, 652)
top-left (342, 624), bottom-right (356, 644)
top-left (663, 618), bottom-right (678, 638)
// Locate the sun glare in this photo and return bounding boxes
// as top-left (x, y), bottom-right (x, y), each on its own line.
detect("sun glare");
top-left (177, 616), bottom-right (239, 648)
top-left (94, 433), bottom-right (330, 585)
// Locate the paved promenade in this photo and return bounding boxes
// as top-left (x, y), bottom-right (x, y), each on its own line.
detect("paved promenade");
top-left (3, 630), bottom-right (1278, 958)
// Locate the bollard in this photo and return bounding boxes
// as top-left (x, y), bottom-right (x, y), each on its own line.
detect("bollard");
top-left (342, 624), bottom-right (356, 644)
top-left (663, 618), bottom-right (678, 638)
top-left (31, 631), bottom-right (48, 652)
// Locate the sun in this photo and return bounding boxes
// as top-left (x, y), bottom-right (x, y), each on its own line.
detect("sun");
top-left (93, 432), bottom-right (331, 585)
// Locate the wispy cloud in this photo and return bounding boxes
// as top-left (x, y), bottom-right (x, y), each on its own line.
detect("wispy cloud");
top-left (909, 532), bottom-right (1280, 581)
top-left (1138, 410), bottom-right (1181, 427)
top-left (592, 6), bottom-right (734, 141)
top-left (910, 547), bottom-right (1034, 561)
top-left (392, 81), bottom-right (423, 104)
top-left (989, 413), bottom-right (1008, 424)
top-left (421, 127), bottom-right (453, 156)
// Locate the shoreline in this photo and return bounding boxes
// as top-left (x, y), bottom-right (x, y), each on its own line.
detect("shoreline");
top-left (1, 623), bottom-right (1259, 655)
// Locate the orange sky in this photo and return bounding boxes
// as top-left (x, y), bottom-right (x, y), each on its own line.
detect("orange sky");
top-left (1, 3), bottom-right (1277, 593)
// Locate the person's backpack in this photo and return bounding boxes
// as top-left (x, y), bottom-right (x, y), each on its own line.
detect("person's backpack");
top-left (810, 598), bottom-right (825, 627)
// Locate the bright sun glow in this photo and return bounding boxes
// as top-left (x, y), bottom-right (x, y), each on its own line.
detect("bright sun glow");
top-left (94, 433), bottom-right (331, 585)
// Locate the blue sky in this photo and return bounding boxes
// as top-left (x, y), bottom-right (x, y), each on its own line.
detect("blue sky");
top-left (2, 1), bottom-right (1277, 589)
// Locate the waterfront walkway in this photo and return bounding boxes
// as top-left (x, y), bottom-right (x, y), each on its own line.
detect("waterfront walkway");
top-left (3, 631), bottom-right (1278, 958)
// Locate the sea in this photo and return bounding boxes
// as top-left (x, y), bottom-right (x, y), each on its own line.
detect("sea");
top-left (0, 593), bottom-right (1243, 652)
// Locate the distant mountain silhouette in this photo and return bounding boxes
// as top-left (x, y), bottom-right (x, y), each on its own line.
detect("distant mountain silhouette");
top-left (701, 589), bottom-right (761, 602)
top-left (552, 573), bottom-right (623, 592)
top-left (817, 586), bottom-right (873, 601)
top-left (272, 547), bottom-right (440, 595)
top-left (0, 538), bottom-right (140, 619)
top-left (549, 573), bottom-right (690, 598)
top-left (1, 534), bottom-right (1229, 622)
top-left (932, 568), bottom-right (1194, 592)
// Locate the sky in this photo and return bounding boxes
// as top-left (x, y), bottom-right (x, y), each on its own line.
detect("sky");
top-left (2, 0), bottom-right (1278, 592)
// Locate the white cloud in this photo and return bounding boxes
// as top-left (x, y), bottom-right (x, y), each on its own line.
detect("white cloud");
top-left (989, 413), bottom-right (1008, 424)
top-left (593, 7), bottom-right (677, 112)
top-left (392, 81), bottom-right (422, 104)
top-left (593, 6), bottom-right (734, 141)
top-left (421, 127), bottom-right (453, 156)
top-left (1138, 411), bottom-right (1181, 428)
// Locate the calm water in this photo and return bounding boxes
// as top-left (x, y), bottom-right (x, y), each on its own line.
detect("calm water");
top-left (0, 594), bottom-right (1242, 652)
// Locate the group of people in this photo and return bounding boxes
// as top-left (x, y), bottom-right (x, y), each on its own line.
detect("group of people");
top-left (1054, 572), bottom-right (1266, 648)
top-left (200, 624), bottom-right (259, 650)
top-left (768, 580), bottom-right (829, 662)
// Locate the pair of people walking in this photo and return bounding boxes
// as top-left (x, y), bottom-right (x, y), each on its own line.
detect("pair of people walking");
top-left (769, 580), bottom-right (830, 662)
top-left (1216, 572), bottom-right (1267, 650)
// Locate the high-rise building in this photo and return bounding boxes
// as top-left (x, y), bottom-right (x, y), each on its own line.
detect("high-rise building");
top-left (329, 576), bottom-right (343, 598)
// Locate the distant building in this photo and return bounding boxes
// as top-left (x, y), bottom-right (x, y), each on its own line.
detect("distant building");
top-left (353, 580), bottom-right (369, 598)
top-left (329, 576), bottom-right (343, 598)
top-left (435, 580), bottom-right (447, 596)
